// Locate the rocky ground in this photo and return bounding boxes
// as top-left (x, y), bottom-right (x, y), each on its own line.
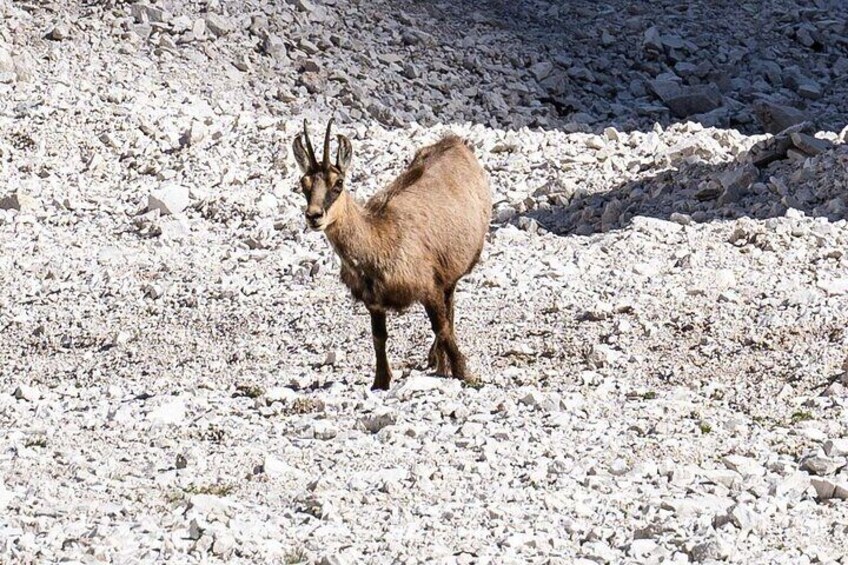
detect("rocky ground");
top-left (2, 0), bottom-right (848, 563)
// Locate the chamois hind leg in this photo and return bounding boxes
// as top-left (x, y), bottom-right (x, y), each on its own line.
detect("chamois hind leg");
top-left (424, 294), bottom-right (469, 382)
top-left (426, 338), bottom-right (442, 371)
top-left (427, 285), bottom-right (455, 376)
top-left (445, 284), bottom-right (456, 330)
top-left (370, 310), bottom-right (392, 390)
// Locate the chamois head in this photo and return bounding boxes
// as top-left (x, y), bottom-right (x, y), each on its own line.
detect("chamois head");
top-left (292, 119), bottom-right (353, 231)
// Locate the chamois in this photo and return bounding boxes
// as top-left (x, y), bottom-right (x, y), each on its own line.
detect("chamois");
top-left (292, 120), bottom-right (492, 390)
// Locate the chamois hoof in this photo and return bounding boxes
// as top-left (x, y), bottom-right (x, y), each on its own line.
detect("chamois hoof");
top-left (426, 353), bottom-right (437, 370)
top-left (371, 374), bottom-right (391, 390)
top-left (426, 343), bottom-right (451, 377)
top-left (435, 354), bottom-right (452, 377)
top-left (428, 365), bottom-right (452, 378)
top-left (426, 340), bottom-right (440, 368)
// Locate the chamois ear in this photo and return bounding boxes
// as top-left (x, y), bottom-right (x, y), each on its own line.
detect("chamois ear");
top-left (336, 134), bottom-right (353, 173)
top-left (292, 135), bottom-right (313, 173)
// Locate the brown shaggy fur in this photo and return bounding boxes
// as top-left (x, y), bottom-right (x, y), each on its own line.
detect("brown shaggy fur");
top-left (293, 124), bottom-right (492, 390)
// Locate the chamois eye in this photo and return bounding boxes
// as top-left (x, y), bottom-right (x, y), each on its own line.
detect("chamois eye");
top-left (332, 180), bottom-right (343, 193)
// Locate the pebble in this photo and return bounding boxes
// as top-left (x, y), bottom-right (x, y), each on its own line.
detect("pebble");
top-left (629, 539), bottom-right (658, 559)
top-left (312, 420), bottom-right (338, 440)
top-left (131, 3), bottom-right (171, 24)
top-left (262, 455), bottom-right (295, 478)
top-left (256, 193), bottom-right (278, 216)
top-left (722, 455), bottom-right (765, 477)
top-left (690, 539), bottom-right (731, 562)
top-left (0, 44), bottom-right (13, 75)
top-left (212, 531), bottom-right (235, 556)
top-left (0, 486), bottom-right (15, 511)
top-left (188, 494), bottom-right (231, 518)
top-left (13, 385), bottom-right (40, 402)
top-left (389, 376), bottom-right (446, 400)
top-left (771, 472), bottom-right (811, 499)
top-left (147, 398), bottom-right (186, 425)
top-left (360, 409), bottom-right (397, 433)
top-left (801, 455), bottom-right (845, 476)
top-left (0, 191), bottom-right (38, 212)
top-left (46, 23), bottom-right (70, 41)
top-left (588, 344), bottom-right (621, 367)
top-left (728, 503), bottom-right (760, 532)
top-left (824, 439), bottom-right (848, 458)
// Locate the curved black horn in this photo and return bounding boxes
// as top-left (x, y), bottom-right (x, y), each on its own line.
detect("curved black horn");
top-left (323, 119), bottom-right (334, 170)
top-left (302, 119), bottom-right (317, 168)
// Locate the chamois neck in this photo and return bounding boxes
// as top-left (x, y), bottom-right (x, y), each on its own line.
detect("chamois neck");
top-left (324, 191), bottom-right (385, 267)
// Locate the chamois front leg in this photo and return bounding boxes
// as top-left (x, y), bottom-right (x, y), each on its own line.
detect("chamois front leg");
top-left (424, 295), bottom-right (472, 383)
top-left (369, 309), bottom-right (392, 390)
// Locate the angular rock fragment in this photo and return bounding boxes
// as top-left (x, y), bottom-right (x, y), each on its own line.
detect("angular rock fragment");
top-left (753, 100), bottom-right (809, 134)
top-left (131, 3), bottom-right (171, 24)
top-left (148, 185), bottom-right (190, 215)
top-left (147, 398), bottom-right (186, 425)
top-left (0, 190), bottom-right (38, 212)
top-left (13, 385), bottom-right (40, 402)
top-left (204, 14), bottom-right (234, 37)
top-left (0, 44), bottom-right (14, 75)
top-left (642, 26), bottom-right (663, 54)
top-left (46, 24), bottom-right (70, 41)
top-left (789, 132), bottom-right (833, 156)
top-left (530, 62), bottom-right (553, 82)
top-left (796, 79), bottom-right (822, 100)
top-left (801, 455), bottom-right (845, 476)
top-left (263, 35), bottom-right (287, 61)
top-left (359, 409), bottom-right (397, 433)
top-left (722, 455), bottom-right (765, 477)
top-left (824, 439), bottom-right (848, 458)
top-left (717, 165), bottom-right (758, 203)
top-left (810, 477), bottom-right (848, 500)
top-left (648, 79), bottom-right (682, 102)
top-left (664, 85), bottom-right (722, 118)
top-left (747, 122), bottom-right (814, 167)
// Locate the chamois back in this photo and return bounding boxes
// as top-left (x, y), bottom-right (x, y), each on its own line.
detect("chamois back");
top-left (365, 135), bottom-right (483, 216)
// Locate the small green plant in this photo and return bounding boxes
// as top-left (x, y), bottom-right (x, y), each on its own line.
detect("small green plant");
top-left (25, 435), bottom-right (48, 448)
top-left (165, 490), bottom-right (186, 505)
top-left (284, 397), bottom-right (323, 415)
top-left (284, 549), bottom-right (308, 564)
top-left (790, 411), bottom-right (813, 424)
top-left (699, 422), bottom-right (712, 434)
top-left (710, 389), bottom-right (725, 401)
top-left (235, 383), bottom-right (265, 399)
top-left (461, 379), bottom-right (485, 390)
top-left (641, 391), bottom-right (657, 400)
top-left (184, 483), bottom-right (234, 497)
top-left (200, 424), bottom-right (226, 443)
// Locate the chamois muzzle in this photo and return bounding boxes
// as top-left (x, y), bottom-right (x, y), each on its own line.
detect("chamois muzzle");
top-left (305, 207), bottom-right (325, 230)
